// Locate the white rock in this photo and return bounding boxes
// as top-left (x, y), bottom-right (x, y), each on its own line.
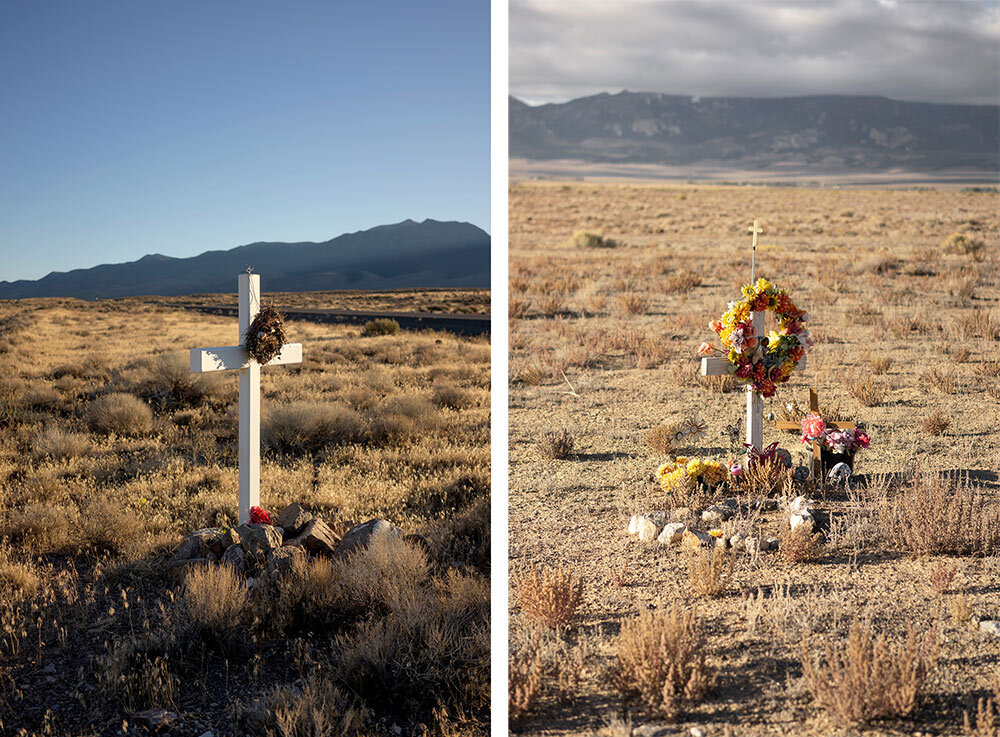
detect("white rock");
top-left (729, 532), bottom-right (747, 548)
top-left (790, 512), bottom-right (814, 531)
top-left (628, 515), bottom-right (641, 535)
top-left (701, 504), bottom-right (734, 524)
top-left (690, 728), bottom-right (706, 737)
top-left (745, 537), bottom-right (761, 554)
top-left (980, 620), bottom-right (1000, 637)
top-left (787, 495), bottom-right (815, 514)
top-left (657, 522), bottom-right (687, 545)
top-left (682, 529), bottom-right (714, 549)
top-left (637, 517), bottom-right (660, 542)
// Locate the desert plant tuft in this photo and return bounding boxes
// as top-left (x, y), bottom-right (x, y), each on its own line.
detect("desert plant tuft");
top-left (780, 524), bottom-right (823, 563)
top-left (537, 428), bottom-right (574, 460)
top-left (845, 374), bottom-right (886, 407)
top-left (361, 318), bottom-right (401, 336)
top-left (572, 231), bottom-right (617, 249)
top-left (922, 411), bottom-right (951, 436)
top-left (617, 291), bottom-right (651, 315)
top-left (515, 564), bottom-right (584, 630)
top-left (86, 392), bottom-right (153, 435)
top-left (800, 618), bottom-right (937, 727)
top-left (686, 545), bottom-right (733, 598)
top-left (610, 604), bottom-right (713, 719)
top-left (183, 562), bottom-right (249, 648)
top-left (942, 232), bottom-right (985, 258)
top-left (263, 401), bottom-right (365, 453)
top-left (509, 635), bottom-right (544, 722)
top-left (645, 424), bottom-right (674, 454)
top-left (928, 561), bottom-right (957, 595)
top-left (32, 425), bottom-right (91, 461)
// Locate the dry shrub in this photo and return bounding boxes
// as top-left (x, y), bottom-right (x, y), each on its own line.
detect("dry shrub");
top-left (663, 269), bottom-right (702, 294)
top-left (243, 674), bottom-right (368, 737)
top-left (875, 472), bottom-right (1000, 555)
top-left (951, 594), bottom-right (974, 624)
top-left (183, 562), bottom-right (249, 646)
top-left (739, 458), bottom-right (789, 497)
top-left (687, 546), bottom-right (733, 598)
top-left (329, 572), bottom-right (489, 715)
top-left (866, 354), bottom-right (893, 375)
top-left (97, 643), bottom-right (179, 712)
top-left (32, 425), bottom-right (91, 461)
top-left (151, 351), bottom-right (225, 407)
top-left (537, 428), bottom-right (574, 460)
top-left (80, 497), bottom-right (144, 555)
top-left (845, 374), bottom-right (886, 407)
top-left (957, 312), bottom-right (1000, 341)
top-left (572, 231), bottom-right (617, 249)
top-left (610, 605), bottom-right (713, 719)
top-left (928, 561), bottom-right (956, 595)
top-left (86, 392), bottom-right (152, 435)
top-left (361, 318), bottom-right (400, 337)
top-left (949, 347), bottom-right (972, 363)
top-left (432, 382), bottom-right (473, 410)
top-left (962, 673), bottom-right (1000, 737)
top-left (515, 564), bottom-right (584, 629)
top-left (367, 395), bottom-right (439, 445)
top-left (645, 424), bottom-right (675, 454)
top-left (617, 291), bottom-right (650, 315)
top-left (780, 524), bottom-right (823, 564)
top-left (922, 411), bottom-right (951, 436)
top-left (509, 635), bottom-right (544, 722)
top-left (921, 367), bottom-right (956, 394)
top-left (540, 295), bottom-right (566, 316)
top-left (942, 232), bottom-right (985, 257)
top-left (263, 401), bottom-right (364, 453)
top-left (0, 549), bottom-right (40, 599)
top-left (7, 503), bottom-right (77, 552)
top-left (509, 297), bottom-right (529, 320)
top-left (801, 618), bottom-right (937, 727)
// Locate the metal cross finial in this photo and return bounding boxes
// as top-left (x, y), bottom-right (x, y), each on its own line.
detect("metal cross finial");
top-left (748, 220), bottom-right (762, 281)
top-left (245, 264), bottom-right (254, 275)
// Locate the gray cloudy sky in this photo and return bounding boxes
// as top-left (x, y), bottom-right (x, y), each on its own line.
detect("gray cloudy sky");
top-left (510, 0), bottom-right (1000, 105)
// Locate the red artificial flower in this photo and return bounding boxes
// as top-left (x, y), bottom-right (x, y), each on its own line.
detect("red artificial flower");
top-left (249, 506), bottom-right (271, 524)
top-left (856, 430), bottom-right (870, 448)
top-left (736, 363), bottom-right (752, 378)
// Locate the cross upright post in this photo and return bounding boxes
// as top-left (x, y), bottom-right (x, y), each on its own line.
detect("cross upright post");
top-left (190, 274), bottom-right (302, 524)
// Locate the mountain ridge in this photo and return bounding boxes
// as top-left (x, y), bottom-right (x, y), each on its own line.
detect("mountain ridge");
top-left (510, 91), bottom-right (999, 172)
top-left (0, 219), bottom-right (490, 300)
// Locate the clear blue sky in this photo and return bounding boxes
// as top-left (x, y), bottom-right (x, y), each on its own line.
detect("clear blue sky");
top-left (0, 1), bottom-right (489, 282)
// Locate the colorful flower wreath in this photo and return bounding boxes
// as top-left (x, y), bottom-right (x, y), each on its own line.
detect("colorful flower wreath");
top-left (656, 457), bottom-right (729, 493)
top-left (697, 278), bottom-right (811, 398)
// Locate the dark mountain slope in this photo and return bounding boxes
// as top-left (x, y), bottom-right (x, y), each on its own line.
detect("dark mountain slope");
top-left (0, 219), bottom-right (490, 299)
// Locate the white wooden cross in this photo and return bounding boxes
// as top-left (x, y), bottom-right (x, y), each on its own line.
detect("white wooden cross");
top-left (189, 274), bottom-right (302, 524)
top-left (700, 221), bottom-right (806, 451)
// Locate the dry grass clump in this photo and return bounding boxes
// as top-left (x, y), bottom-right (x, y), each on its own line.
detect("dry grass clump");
top-left (149, 351), bottom-right (225, 408)
top-left (183, 562), bottom-right (249, 647)
top-left (962, 673), bottom-right (1000, 737)
top-left (645, 424), bottom-right (675, 454)
top-left (663, 269), bottom-right (703, 294)
top-left (509, 635), bottom-right (545, 722)
top-left (515, 564), bottom-right (584, 629)
top-left (845, 374), bottom-right (887, 407)
top-left (865, 353), bottom-right (893, 375)
top-left (242, 675), bottom-right (368, 737)
top-left (7, 503), bottom-right (77, 552)
top-left (942, 232), bottom-right (985, 258)
top-left (610, 604), bottom-right (713, 719)
top-left (922, 411), bottom-right (951, 436)
top-left (263, 401), bottom-right (365, 454)
top-left (537, 428), bottom-right (574, 460)
top-left (0, 548), bottom-right (40, 599)
top-left (361, 318), bottom-right (400, 336)
top-left (928, 561), bottom-right (957, 595)
top-left (738, 458), bottom-right (789, 497)
top-left (800, 619), bottom-right (937, 727)
top-left (31, 425), bottom-right (91, 461)
top-left (780, 524), bottom-right (823, 563)
top-left (875, 472), bottom-right (1000, 555)
top-left (617, 291), bottom-right (651, 315)
top-left (572, 230), bottom-right (617, 249)
top-left (86, 392), bottom-right (152, 435)
top-left (687, 546), bottom-right (734, 598)
top-left (698, 373), bottom-right (738, 393)
top-left (432, 382), bottom-right (474, 410)
top-left (921, 367), bottom-right (956, 394)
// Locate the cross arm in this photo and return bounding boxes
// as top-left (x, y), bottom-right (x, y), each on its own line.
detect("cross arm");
top-left (190, 343), bottom-right (303, 373)
top-left (700, 355), bottom-right (807, 376)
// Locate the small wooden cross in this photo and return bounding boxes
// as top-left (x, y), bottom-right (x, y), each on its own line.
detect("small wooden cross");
top-left (700, 219), bottom-right (806, 452)
top-left (774, 388), bottom-right (855, 477)
top-left (189, 274), bottom-right (302, 524)
top-left (748, 220), bottom-right (762, 281)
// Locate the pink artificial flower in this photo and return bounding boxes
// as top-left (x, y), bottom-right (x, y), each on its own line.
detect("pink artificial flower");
top-left (801, 414), bottom-right (826, 440)
top-left (729, 462), bottom-right (743, 476)
top-left (697, 341), bottom-right (713, 356)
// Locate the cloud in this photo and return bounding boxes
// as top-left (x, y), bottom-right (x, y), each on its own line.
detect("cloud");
top-left (510, 0), bottom-right (1000, 105)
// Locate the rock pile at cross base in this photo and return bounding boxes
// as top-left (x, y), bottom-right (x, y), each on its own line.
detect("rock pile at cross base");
top-left (167, 503), bottom-right (425, 583)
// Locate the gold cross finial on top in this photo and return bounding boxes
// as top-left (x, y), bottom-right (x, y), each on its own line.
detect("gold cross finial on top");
top-left (748, 220), bottom-right (762, 281)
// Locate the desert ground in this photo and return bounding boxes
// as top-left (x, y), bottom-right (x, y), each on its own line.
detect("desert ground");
top-left (0, 294), bottom-right (490, 735)
top-left (507, 181), bottom-right (1000, 736)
